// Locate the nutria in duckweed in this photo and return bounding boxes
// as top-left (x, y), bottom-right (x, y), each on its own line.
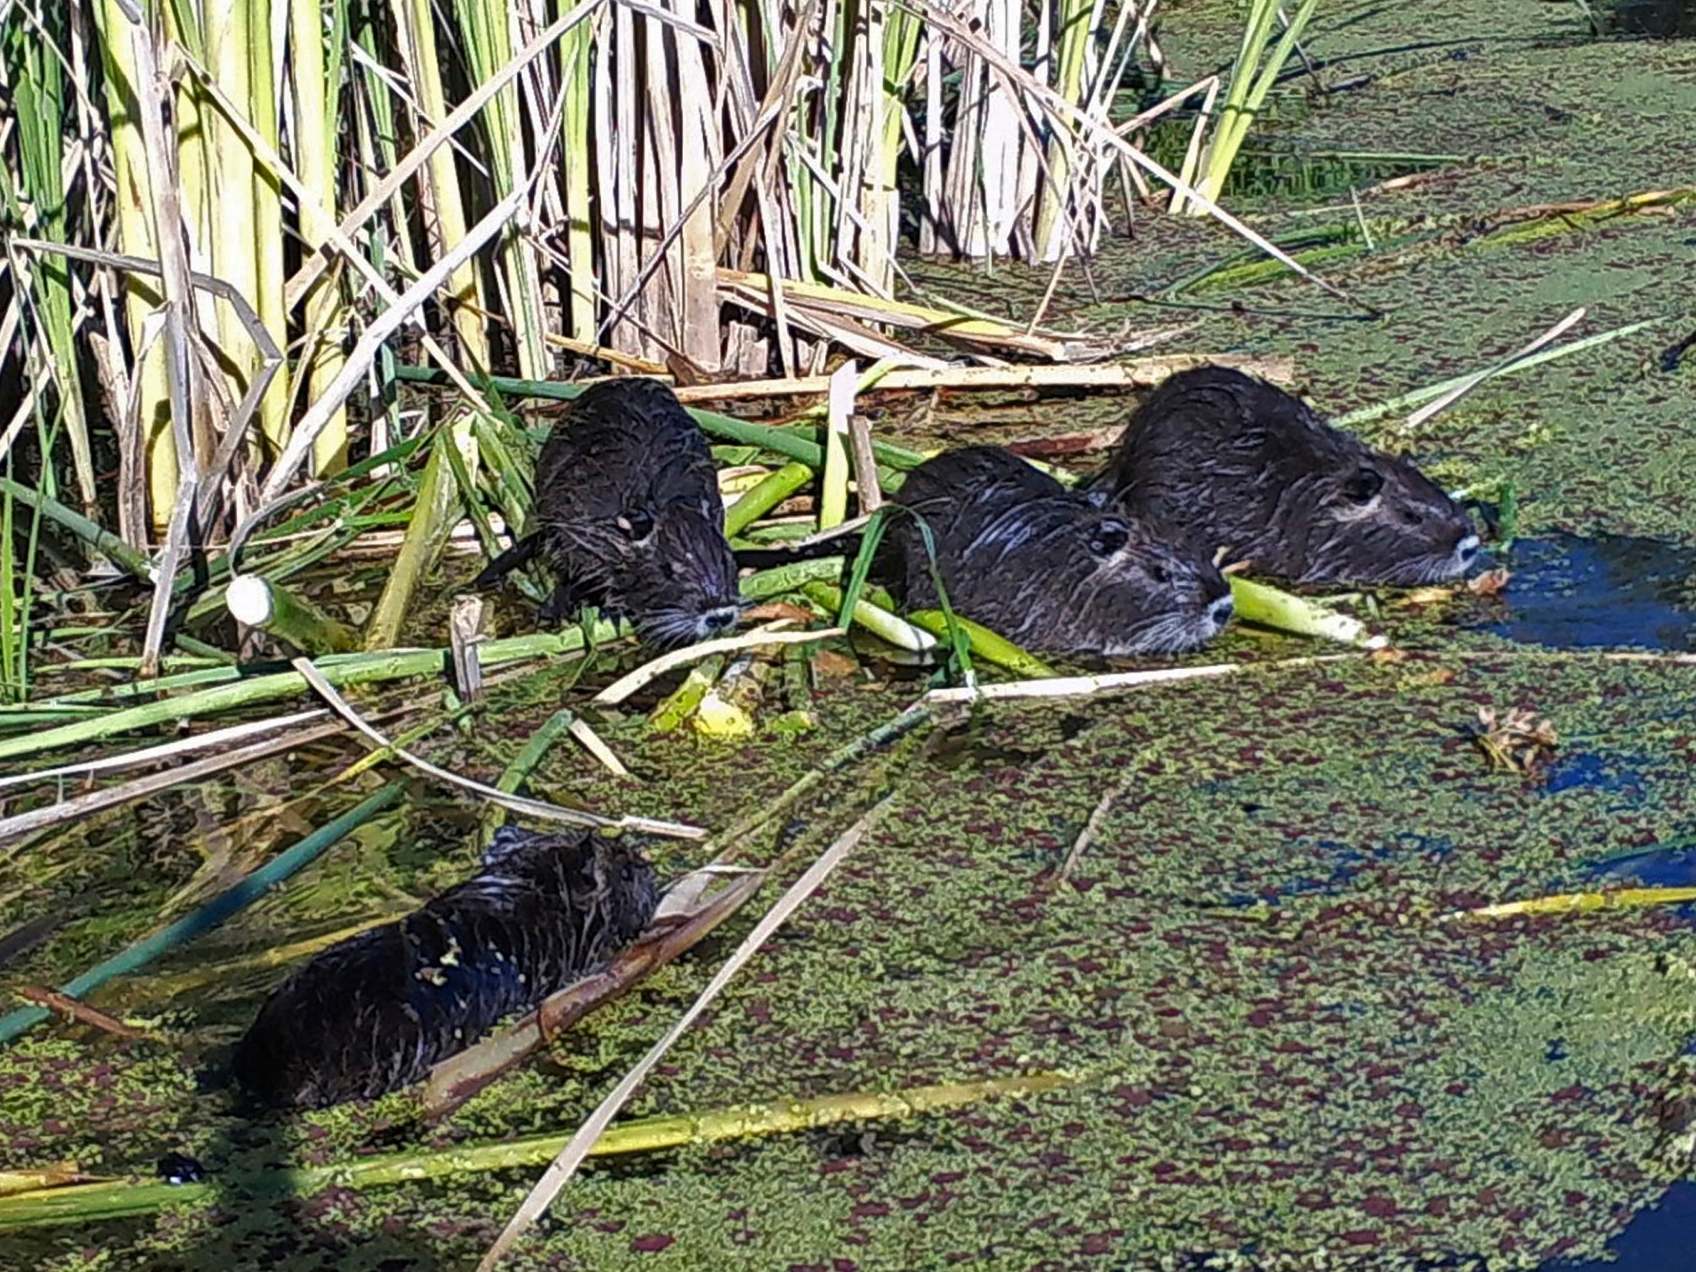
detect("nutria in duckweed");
top-left (475, 377), bottom-right (741, 646)
top-left (1087, 366), bottom-right (1481, 586)
top-left (231, 826), bottom-right (658, 1109)
top-left (883, 446), bottom-right (1234, 657)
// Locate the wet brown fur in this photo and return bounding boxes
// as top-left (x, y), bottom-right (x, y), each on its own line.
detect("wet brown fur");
top-left (475, 378), bottom-right (740, 646)
top-left (884, 446), bottom-right (1233, 657)
top-left (1087, 367), bottom-right (1480, 586)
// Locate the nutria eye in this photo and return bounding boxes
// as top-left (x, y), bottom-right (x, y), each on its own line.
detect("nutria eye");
top-left (1402, 507), bottom-right (1425, 526)
top-left (1342, 468), bottom-right (1384, 504)
top-left (1149, 563), bottom-right (1171, 584)
top-left (616, 510), bottom-right (655, 541)
top-left (1088, 519), bottom-right (1129, 558)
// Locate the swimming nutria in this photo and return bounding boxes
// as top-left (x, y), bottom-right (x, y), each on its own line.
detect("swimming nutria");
top-left (231, 826), bottom-right (657, 1108)
top-left (883, 446), bottom-right (1234, 656)
top-left (1087, 366), bottom-right (1481, 586)
top-left (475, 378), bottom-right (741, 646)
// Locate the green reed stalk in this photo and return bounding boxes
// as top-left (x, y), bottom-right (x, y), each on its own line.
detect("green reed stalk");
top-left (725, 462), bottom-right (814, 537)
top-left (452, 0), bottom-right (548, 377)
top-left (1033, 0), bottom-right (1092, 259)
top-left (0, 785), bottom-right (403, 1047)
top-left (559, 12), bottom-right (597, 342)
top-left (0, 620), bottom-right (625, 763)
top-left (2, 7), bottom-right (96, 513)
top-left (88, 0), bottom-right (176, 534)
top-left (0, 1072), bottom-right (1072, 1229)
top-left (1187, 0), bottom-right (1318, 213)
top-left (294, 0), bottom-right (352, 475)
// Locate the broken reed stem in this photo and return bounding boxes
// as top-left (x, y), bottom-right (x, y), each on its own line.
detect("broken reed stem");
top-left (1445, 887), bottom-right (1696, 923)
top-left (0, 1071), bottom-right (1074, 1231)
top-left (225, 575), bottom-right (362, 653)
top-left (724, 462), bottom-right (814, 537)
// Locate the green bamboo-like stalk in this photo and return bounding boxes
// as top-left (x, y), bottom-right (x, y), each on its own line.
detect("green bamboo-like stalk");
top-left (0, 475), bottom-right (23, 702)
top-left (1032, 0), bottom-right (1092, 259)
top-left (392, 0), bottom-right (491, 367)
top-left (1229, 575), bottom-right (1384, 648)
top-left (477, 705), bottom-right (581, 843)
top-left (376, 0), bottom-right (494, 646)
top-left (365, 431), bottom-right (461, 648)
top-left (559, 12), bottom-right (597, 341)
top-left (1332, 318), bottom-right (1660, 428)
top-left (294, 0), bottom-right (352, 475)
top-left (391, 367), bottom-right (931, 470)
top-left (650, 653), bottom-right (724, 732)
top-left (869, 6), bottom-right (924, 289)
top-left (724, 462), bottom-right (814, 537)
top-left (224, 575), bottom-right (363, 653)
top-left (904, 609), bottom-right (1057, 677)
top-left (0, 620), bottom-right (625, 764)
top-left (739, 557), bottom-right (846, 601)
top-left (0, 479), bottom-right (153, 580)
top-left (2, 8), bottom-right (96, 514)
top-left (1187, 0), bottom-right (1318, 213)
top-left (89, 0), bottom-right (176, 535)
top-left (0, 784), bottom-right (402, 1046)
top-left (248, 0), bottom-right (290, 458)
top-left (802, 581), bottom-right (935, 653)
top-left (452, 0), bottom-right (548, 377)
top-left (201, 0), bottom-right (266, 457)
top-left (0, 1071), bottom-right (1073, 1230)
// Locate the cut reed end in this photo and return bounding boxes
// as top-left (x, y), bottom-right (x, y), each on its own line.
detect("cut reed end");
top-left (225, 575), bottom-right (276, 627)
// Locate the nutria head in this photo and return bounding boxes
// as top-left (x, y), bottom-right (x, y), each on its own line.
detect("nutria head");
top-left (1092, 367), bottom-right (1481, 587)
top-left (546, 504), bottom-right (741, 647)
top-left (889, 446), bottom-right (1233, 657)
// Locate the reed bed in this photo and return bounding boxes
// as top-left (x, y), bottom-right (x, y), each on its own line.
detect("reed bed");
top-left (0, 0), bottom-right (1324, 580)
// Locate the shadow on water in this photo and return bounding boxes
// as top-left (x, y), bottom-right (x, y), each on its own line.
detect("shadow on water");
top-left (1553, 1182), bottom-right (1696, 1270)
top-left (1606, 0), bottom-right (1696, 37)
top-left (1469, 533), bottom-right (1696, 653)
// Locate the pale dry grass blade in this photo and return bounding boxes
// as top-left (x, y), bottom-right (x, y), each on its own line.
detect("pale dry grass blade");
top-left (592, 625), bottom-right (841, 705)
top-left (477, 793), bottom-right (896, 1270)
top-left (1401, 307), bottom-right (1587, 433)
top-left (289, 657), bottom-right (705, 838)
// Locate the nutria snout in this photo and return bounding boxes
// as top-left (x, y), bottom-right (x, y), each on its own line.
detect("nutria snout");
top-left (885, 446), bottom-right (1232, 657)
top-left (475, 378), bottom-right (741, 646)
top-left (231, 826), bottom-right (657, 1109)
top-left (1088, 367), bottom-right (1480, 587)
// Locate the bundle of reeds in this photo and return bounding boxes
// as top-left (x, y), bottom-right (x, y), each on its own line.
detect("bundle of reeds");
top-left (0, 0), bottom-right (1325, 668)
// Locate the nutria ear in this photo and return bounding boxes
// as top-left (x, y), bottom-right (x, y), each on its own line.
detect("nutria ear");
top-left (1088, 519), bottom-right (1130, 557)
top-left (615, 508), bottom-right (657, 541)
top-left (1341, 467), bottom-right (1384, 504)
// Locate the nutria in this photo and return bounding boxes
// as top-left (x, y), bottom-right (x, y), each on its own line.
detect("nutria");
top-left (231, 826), bottom-right (657, 1109)
top-left (882, 446), bottom-right (1234, 656)
top-left (475, 378), bottom-right (741, 646)
top-left (1086, 366), bottom-right (1481, 586)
